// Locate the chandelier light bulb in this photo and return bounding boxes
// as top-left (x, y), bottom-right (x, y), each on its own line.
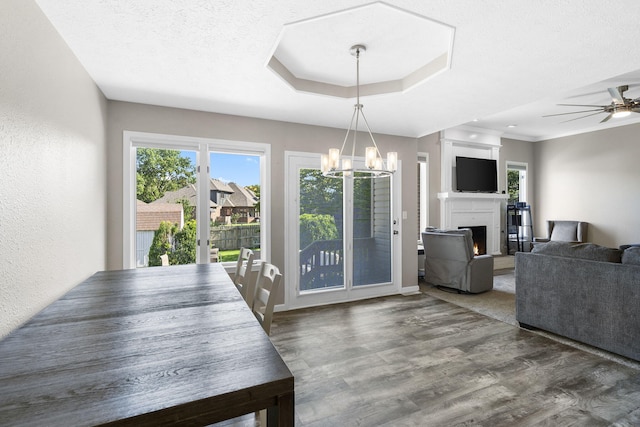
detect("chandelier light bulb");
top-left (365, 147), bottom-right (377, 169)
top-left (329, 148), bottom-right (340, 170)
top-left (342, 158), bottom-right (352, 176)
top-left (387, 152), bottom-right (398, 172)
top-left (321, 154), bottom-right (330, 174)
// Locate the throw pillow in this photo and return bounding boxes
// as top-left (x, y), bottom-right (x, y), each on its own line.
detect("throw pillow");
top-left (549, 224), bottom-right (578, 241)
top-left (622, 247), bottom-right (640, 265)
top-left (532, 241), bottom-right (622, 263)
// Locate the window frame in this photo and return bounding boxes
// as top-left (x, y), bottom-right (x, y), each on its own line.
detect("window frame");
top-left (506, 161), bottom-right (528, 204)
top-left (123, 131), bottom-right (270, 270)
top-left (418, 152), bottom-right (429, 236)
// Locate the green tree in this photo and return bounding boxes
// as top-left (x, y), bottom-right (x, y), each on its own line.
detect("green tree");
top-left (172, 219), bottom-right (197, 265)
top-left (176, 198), bottom-right (195, 221)
top-left (136, 148), bottom-right (195, 203)
top-left (246, 184), bottom-right (260, 213)
top-left (148, 221), bottom-right (176, 266)
top-left (299, 169), bottom-right (342, 216)
top-left (299, 214), bottom-right (339, 250)
top-left (507, 169), bottom-right (520, 204)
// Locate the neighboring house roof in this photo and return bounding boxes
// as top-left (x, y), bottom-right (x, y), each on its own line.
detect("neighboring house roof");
top-left (221, 198), bottom-right (236, 208)
top-left (154, 184), bottom-right (216, 208)
top-left (227, 182), bottom-right (258, 208)
top-left (210, 178), bottom-right (234, 193)
top-left (136, 200), bottom-right (183, 231)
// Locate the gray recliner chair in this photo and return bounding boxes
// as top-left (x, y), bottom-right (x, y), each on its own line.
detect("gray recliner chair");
top-left (421, 228), bottom-right (494, 294)
top-left (533, 220), bottom-right (588, 244)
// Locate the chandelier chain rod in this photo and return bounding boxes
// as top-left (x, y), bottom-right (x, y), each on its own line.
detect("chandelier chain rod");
top-left (358, 107), bottom-right (383, 158)
top-left (352, 47), bottom-right (361, 160)
top-left (340, 106), bottom-right (358, 157)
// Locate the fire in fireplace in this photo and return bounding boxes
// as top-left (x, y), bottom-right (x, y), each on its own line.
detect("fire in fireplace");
top-left (459, 226), bottom-right (487, 255)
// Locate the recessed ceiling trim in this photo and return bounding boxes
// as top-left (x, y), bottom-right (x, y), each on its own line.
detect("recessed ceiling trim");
top-left (267, 2), bottom-right (454, 98)
top-left (268, 54), bottom-right (450, 98)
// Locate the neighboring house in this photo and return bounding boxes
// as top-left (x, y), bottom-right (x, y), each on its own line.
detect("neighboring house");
top-left (135, 200), bottom-right (184, 267)
top-left (153, 183), bottom-right (215, 220)
top-left (208, 179), bottom-right (234, 223)
top-left (154, 179), bottom-right (258, 225)
top-left (220, 182), bottom-right (259, 224)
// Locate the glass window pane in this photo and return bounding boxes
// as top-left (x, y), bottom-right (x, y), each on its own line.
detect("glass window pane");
top-left (209, 152), bottom-right (261, 263)
top-left (353, 174), bottom-right (392, 286)
top-left (135, 147), bottom-right (197, 267)
top-left (298, 169), bottom-right (344, 292)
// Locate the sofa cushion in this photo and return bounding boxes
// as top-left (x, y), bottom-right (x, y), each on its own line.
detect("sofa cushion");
top-left (531, 241), bottom-right (622, 263)
top-left (622, 246), bottom-right (640, 265)
top-left (620, 243), bottom-right (640, 251)
top-left (550, 223), bottom-right (578, 241)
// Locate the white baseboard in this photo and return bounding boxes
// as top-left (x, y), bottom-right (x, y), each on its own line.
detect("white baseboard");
top-left (400, 285), bottom-right (421, 295)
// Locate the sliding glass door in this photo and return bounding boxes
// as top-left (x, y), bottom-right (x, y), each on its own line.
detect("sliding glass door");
top-left (287, 153), bottom-right (399, 308)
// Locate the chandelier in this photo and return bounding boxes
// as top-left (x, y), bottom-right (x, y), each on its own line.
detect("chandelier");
top-left (321, 45), bottom-right (397, 178)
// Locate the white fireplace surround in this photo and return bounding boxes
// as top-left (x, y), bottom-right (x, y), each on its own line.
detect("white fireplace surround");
top-left (438, 127), bottom-right (507, 255)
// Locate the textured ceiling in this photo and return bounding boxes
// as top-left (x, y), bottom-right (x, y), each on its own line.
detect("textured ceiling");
top-left (34, 0), bottom-right (640, 141)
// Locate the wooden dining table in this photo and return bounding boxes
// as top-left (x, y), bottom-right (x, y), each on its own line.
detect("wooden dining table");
top-left (0, 263), bottom-right (294, 426)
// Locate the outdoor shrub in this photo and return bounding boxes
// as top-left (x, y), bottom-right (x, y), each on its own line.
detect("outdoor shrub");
top-left (299, 214), bottom-right (339, 250)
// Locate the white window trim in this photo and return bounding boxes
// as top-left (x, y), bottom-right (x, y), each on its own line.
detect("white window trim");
top-left (418, 152), bottom-right (429, 234)
top-left (506, 161), bottom-right (528, 203)
top-left (123, 131), bottom-right (270, 270)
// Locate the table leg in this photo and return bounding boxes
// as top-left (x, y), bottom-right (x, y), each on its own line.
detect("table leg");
top-left (266, 391), bottom-right (294, 427)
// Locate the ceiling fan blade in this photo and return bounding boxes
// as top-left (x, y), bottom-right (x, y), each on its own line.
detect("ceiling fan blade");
top-left (608, 87), bottom-right (624, 104)
top-left (600, 113), bottom-right (614, 123)
top-left (557, 103), bottom-right (609, 107)
top-left (542, 108), bottom-right (605, 118)
top-left (559, 111), bottom-right (607, 123)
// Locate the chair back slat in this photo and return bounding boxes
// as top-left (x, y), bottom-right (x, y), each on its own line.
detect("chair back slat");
top-left (252, 262), bottom-right (282, 335)
top-left (233, 247), bottom-right (255, 307)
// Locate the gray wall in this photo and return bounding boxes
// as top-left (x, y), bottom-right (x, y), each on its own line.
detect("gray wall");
top-left (0, 1), bottom-right (108, 338)
top-left (106, 101), bottom-right (419, 301)
top-left (533, 123), bottom-right (640, 247)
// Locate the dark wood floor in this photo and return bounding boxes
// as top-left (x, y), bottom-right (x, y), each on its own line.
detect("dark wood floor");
top-left (266, 292), bottom-right (640, 426)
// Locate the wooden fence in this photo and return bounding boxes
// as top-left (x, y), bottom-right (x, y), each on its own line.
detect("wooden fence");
top-left (210, 224), bottom-right (260, 250)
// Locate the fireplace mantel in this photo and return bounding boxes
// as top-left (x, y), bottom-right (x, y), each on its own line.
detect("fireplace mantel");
top-left (438, 127), bottom-right (507, 255)
top-left (438, 192), bottom-right (508, 255)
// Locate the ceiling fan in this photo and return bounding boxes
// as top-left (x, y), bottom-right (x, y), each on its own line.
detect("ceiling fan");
top-left (543, 85), bottom-right (640, 123)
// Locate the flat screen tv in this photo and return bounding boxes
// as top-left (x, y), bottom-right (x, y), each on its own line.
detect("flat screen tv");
top-left (455, 156), bottom-right (497, 193)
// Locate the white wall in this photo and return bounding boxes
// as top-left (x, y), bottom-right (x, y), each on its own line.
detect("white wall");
top-left (106, 101), bottom-right (419, 300)
top-left (0, 1), bottom-right (107, 338)
top-left (534, 123), bottom-right (640, 247)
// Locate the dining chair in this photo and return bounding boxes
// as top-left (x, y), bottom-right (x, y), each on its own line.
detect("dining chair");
top-left (160, 254), bottom-right (169, 266)
top-left (233, 247), bottom-right (255, 307)
top-left (252, 262), bottom-right (282, 336)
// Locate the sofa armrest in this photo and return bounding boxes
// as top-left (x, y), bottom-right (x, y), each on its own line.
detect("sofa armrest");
top-left (468, 255), bottom-right (493, 293)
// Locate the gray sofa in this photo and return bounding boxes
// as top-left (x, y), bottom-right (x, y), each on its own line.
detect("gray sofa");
top-left (516, 242), bottom-right (640, 361)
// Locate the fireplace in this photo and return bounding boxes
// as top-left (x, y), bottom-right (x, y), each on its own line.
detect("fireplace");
top-left (459, 225), bottom-right (487, 255)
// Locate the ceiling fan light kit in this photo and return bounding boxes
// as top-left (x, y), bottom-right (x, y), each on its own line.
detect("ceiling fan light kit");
top-left (612, 105), bottom-right (632, 118)
top-left (321, 45), bottom-right (397, 179)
